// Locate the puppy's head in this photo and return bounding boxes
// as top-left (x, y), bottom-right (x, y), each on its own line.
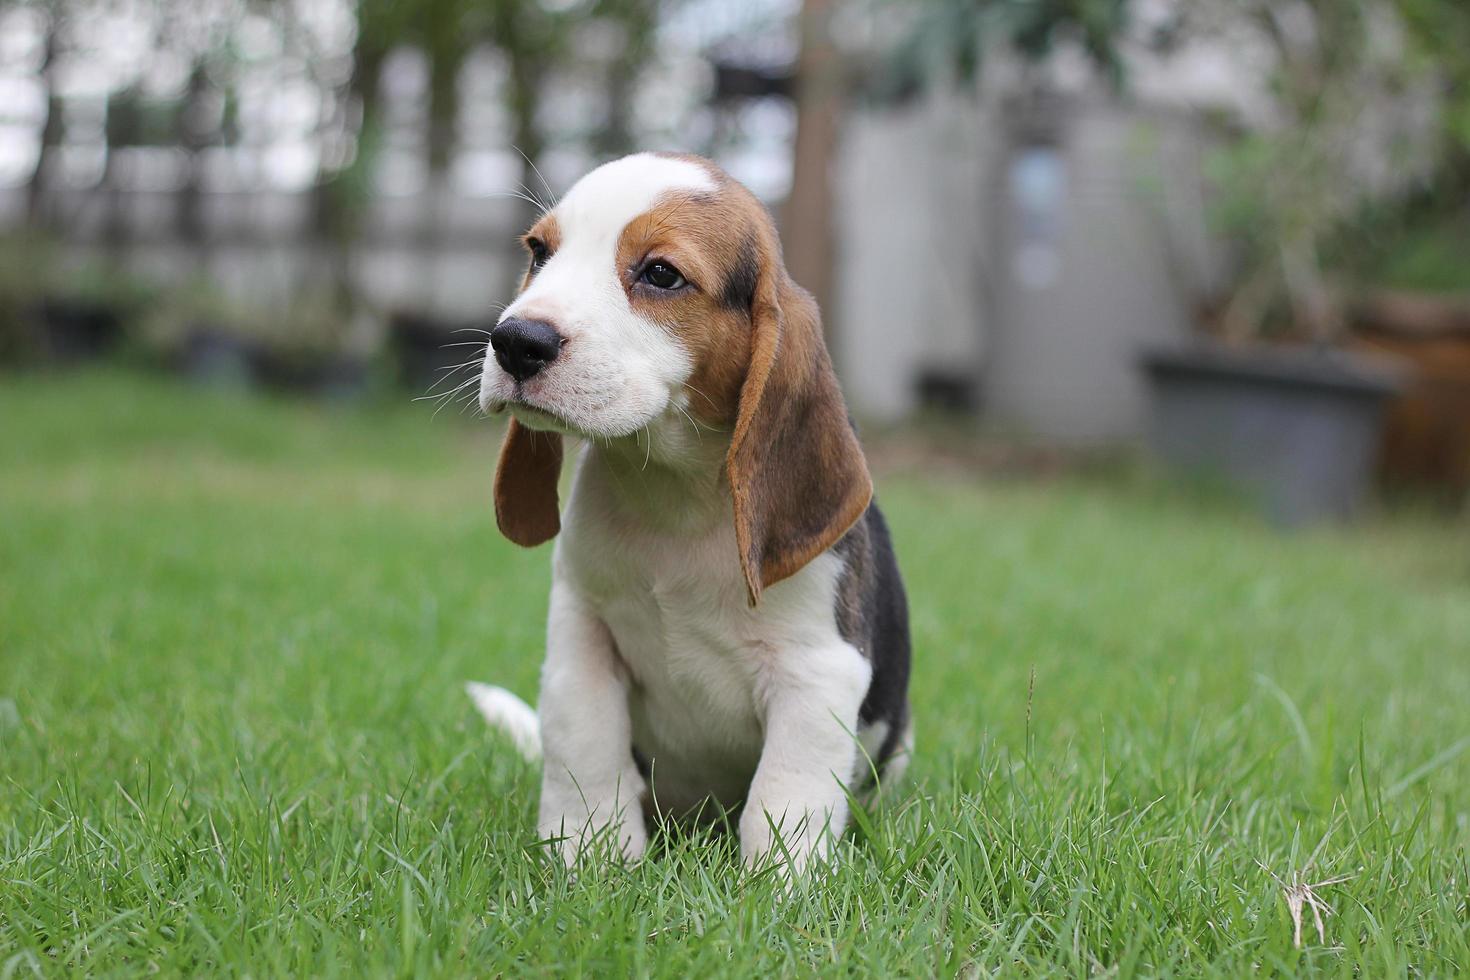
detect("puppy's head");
top-left (484, 152), bottom-right (871, 604)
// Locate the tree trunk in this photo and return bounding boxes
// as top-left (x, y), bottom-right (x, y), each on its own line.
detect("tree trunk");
top-left (311, 47), bottom-right (384, 313)
top-left (592, 2), bottom-right (655, 160)
top-left (419, 46), bottom-right (463, 302)
top-left (784, 0), bottom-right (843, 347)
top-left (426, 48), bottom-right (459, 179)
top-left (505, 49), bottom-right (548, 235)
top-left (102, 95), bottom-right (141, 261)
top-left (176, 63), bottom-right (212, 267)
top-left (26, 25), bottom-right (63, 230)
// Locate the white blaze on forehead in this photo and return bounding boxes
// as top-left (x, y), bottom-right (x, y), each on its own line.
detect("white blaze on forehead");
top-left (555, 153), bottom-right (717, 246)
top-left (502, 154), bottom-right (717, 324)
top-left (486, 153), bottom-right (718, 439)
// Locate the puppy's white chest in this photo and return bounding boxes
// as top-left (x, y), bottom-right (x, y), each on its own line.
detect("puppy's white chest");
top-left (565, 520), bottom-right (766, 807)
top-left (560, 490), bottom-right (849, 812)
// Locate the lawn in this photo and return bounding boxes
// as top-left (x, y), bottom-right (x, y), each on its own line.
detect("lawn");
top-left (2, 371), bottom-right (1468, 976)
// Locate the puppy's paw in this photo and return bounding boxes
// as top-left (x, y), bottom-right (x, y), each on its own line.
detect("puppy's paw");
top-left (543, 805), bottom-right (648, 868)
top-left (739, 806), bottom-right (832, 877)
top-left (609, 810), bottom-right (649, 865)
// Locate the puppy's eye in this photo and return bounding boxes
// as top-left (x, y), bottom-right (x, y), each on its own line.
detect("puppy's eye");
top-left (526, 238), bottom-right (550, 271)
top-left (638, 261), bottom-right (686, 291)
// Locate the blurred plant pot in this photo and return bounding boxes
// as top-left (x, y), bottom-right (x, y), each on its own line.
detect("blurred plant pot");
top-left (1140, 340), bottom-right (1407, 525)
top-left (389, 310), bottom-right (483, 395)
top-left (177, 329), bottom-right (262, 390)
top-left (36, 298), bottom-right (125, 362)
top-left (1349, 291), bottom-right (1470, 503)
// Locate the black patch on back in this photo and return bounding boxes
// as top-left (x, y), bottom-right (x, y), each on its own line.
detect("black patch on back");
top-left (720, 234), bottom-right (760, 311)
top-left (832, 500), bottom-right (912, 773)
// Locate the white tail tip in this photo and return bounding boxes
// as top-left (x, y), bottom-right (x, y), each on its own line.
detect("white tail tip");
top-left (465, 682), bottom-right (541, 760)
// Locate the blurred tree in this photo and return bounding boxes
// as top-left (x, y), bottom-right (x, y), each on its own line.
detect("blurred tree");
top-left (2, 0), bottom-right (70, 229)
top-left (6, 0), bottom-right (680, 318)
top-left (486, 0), bottom-right (568, 231)
top-left (175, 62), bottom-right (216, 256)
top-left (884, 0), bottom-right (1468, 340)
top-left (102, 88), bottom-right (143, 256)
top-left (304, 0), bottom-right (670, 320)
top-left (786, 0), bottom-right (841, 342)
top-left (1393, 0), bottom-right (1470, 197)
top-left (1329, 0), bottom-right (1470, 297)
top-left (884, 0), bottom-right (1130, 94)
top-left (589, 0), bottom-right (660, 158)
top-left (308, 0), bottom-right (414, 312)
top-left (1192, 0), bottom-right (1464, 340)
top-left (338, 0), bottom-right (667, 236)
top-left (27, 4), bottom-right (64, 228)
top-left (420, 0), bottom-right (479, 177)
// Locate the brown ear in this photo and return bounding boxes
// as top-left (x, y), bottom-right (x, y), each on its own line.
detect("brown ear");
top-left (494, 418), bottom-right (564, 547)
top-left (727, 259), bottom-right (873, 606)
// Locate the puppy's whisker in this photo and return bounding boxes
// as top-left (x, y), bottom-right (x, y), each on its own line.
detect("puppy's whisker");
top-left (675, 404), bottom-right (704, 442)
top-left (424, 375), bottom-right (481, 418)
top-left (413, 377), bottom-right (472, 403)
top-left (418, 361), bottom-right (485, 398)
top-left (425, 361), bottom-right (486, 384)
top-left (637, 426), bottom-right (653, 471)
top-left (491, 187), bottom-right (553, 216)
top-left (682, 382), bottom-right (718, 412)
top-left (510, 145), bottom-right (559, 211)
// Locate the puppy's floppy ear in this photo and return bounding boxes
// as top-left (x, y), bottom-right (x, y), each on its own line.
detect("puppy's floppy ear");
top-left (727, 239), bottom-right (873, 607)
top-left (494, 418), bottom-right (563, 547)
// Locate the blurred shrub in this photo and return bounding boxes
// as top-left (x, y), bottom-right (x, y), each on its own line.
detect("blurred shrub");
top-left (138, 279), bottom-right (246, 356)
top-left (880, 0), bottom-right (1129, 96)
top-left (0, 234), bottom-right (54, 364)
top-left (142, 282), bottom-right (352, 355)
top-left (1354, 216), bottom-right (1470, 295)
top-left (139, 279), bottom-right (366, 395)
top-left (0, 234), bottom-right (158, 366)
top-left (1208, 0), bottom-right (1470, 339)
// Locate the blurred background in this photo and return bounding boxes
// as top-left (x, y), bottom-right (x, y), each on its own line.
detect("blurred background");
top-left (2, 0), bottom-right (1469, 518)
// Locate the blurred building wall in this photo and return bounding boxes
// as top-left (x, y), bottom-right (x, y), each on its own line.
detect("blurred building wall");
top-left (834, 88), bottom-right (1226, 442)
top-left (834, 86), bottom-right (992, 422)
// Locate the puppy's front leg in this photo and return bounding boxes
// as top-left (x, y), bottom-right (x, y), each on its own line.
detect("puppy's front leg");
top-left (740, 643), bottom-right (872, 874)
top-left (537, 580), bottom-right (647, 866)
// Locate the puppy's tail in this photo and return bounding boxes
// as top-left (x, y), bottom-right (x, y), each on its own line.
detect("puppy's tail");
top-left (465, 682), bottom-right (542, 760)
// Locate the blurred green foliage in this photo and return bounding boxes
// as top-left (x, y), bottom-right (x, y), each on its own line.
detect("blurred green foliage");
top-left (884, 0), bottom-right (1130, 94)
top-left (1368, 220), bottom-right (1470, 295)
top-left (888, 0), bottom-right (1470, 334)
top-left (0, 234), bottom-right (53, 363)
top-left (1204, 0), bottom-right (1470, 335)
top-left (0, 234), bottom-right (159, 365)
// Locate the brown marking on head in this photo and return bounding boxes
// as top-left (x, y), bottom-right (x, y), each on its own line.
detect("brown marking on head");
top-left (722, 195), bottom-right (873, 605)
top-left (518, 212), bottom-right (562, 292)
top-left (492, 155), bottom-right (872, 601)
top-left (620, 162), bottom-right (875, 603)
top-left (612, 177), bottom-right (767, 427)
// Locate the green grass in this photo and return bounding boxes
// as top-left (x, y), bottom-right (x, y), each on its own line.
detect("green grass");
top-left (2, 371), bottom-right (1468, 977)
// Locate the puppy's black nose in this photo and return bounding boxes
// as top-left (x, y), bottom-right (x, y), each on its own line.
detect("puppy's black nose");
top-left (490, 317), bottom-right (562, 382)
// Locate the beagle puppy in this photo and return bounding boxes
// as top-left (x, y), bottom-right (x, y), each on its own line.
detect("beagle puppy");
top-left (469, 152), bottom-right (911, 873)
